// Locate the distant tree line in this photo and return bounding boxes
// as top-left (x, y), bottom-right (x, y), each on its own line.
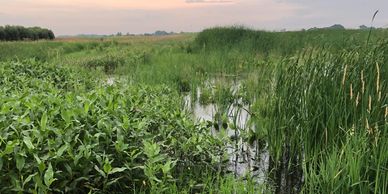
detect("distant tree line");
top-left (144, 30), bottom-right (176, 36)
top-left (0, 25), bottom-right (55, 41)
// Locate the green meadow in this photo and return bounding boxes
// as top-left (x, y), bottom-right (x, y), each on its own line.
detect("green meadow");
top-left (0, 27), bottom-right (387, 193)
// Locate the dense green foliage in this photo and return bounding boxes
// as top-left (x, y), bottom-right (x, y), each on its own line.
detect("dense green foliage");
top-left (0, 25), bottom-right (55, 41)
top-left (0, 60), bottom-right (234, 193)
top-left (0, 41), bottom-right (117, 61)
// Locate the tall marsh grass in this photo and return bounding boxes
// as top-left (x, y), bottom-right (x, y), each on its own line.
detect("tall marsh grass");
top-left (194, 26), bottom-right (388, 56)
top-left (269, 41), bottom-right (387, 193)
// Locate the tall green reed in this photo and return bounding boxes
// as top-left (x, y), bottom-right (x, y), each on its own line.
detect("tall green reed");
top-left (268, 41), bottom-right (387, 193)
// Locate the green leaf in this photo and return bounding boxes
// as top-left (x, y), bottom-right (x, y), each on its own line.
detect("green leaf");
top-left (16, 155), bottom-right (25, 171)
top-left (33, 153), bottom-right (42, 163)
top-left (143, 141), bottom-right (160, 158)
top-left (106, 177), bottom-right (123, 186)
top-left (161, 163), bottom-right (170, 174)
top-left (196, 145), bottom-right (203, 152)
top-left (56, 144), bottom-right (68, 158)
top-left (44, 163), bottom-right (55, 187)
top-left (23, 172), bottom-right (38, 186)
top-left (123, 116), bottom-right (129, 129)
top-left (40, 111), bottom-right (48, 131)
top-left (103, 162), bottom-right (112, 174)
top-left (97, 119), bottom-right (106, 129)
top-left (39, 162), bottom-right (46, 175)
top-left (152, 176), bottom-right (162, 183)
top-left (84, 102), bottom-right (90, 114)
top-left (0, 157), bottom-right (3, 171)
top-left (61, 110), bottom-right (72, 126)
top-left (23, 136), bottom-right (35, 150)
top-left (109, 167), bottom-right (127, 175)
top-left (150, 155), bottom-right (165, 164)
top-left (94, 165), bottom-right (106, 178)
top-left (4, 141), bottom-right (16, 155)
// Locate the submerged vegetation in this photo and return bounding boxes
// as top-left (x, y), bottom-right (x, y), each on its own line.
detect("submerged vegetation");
top-left (0, 26), bottom-right (387, 193)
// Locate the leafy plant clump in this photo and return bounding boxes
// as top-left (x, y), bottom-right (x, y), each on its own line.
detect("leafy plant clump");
top-left (82, 54), bottom-right (126, 74)
top-left (0, 59), bottom-right (96, 93)
top-left (0, 60), bottom-right (227, 193)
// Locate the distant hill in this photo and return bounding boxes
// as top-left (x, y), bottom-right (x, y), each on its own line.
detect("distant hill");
top-left (359, 25), bottom-right (369, 30)
top-left (308, 24), bottom-right (345, 31)
top-left (327, 24), bottom-right (345, 29)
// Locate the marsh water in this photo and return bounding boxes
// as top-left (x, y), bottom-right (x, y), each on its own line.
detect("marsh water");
top-left (184, 84), bottom-right (269, 183)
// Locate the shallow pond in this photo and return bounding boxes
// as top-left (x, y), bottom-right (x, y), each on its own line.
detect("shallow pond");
top-left (184, 85), bottom-right (269, 182)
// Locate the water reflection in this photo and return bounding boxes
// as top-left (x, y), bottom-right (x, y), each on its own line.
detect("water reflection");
top-left (184, 86), bottom-right (268, 182)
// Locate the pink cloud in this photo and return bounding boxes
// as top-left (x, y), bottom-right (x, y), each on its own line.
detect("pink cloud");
top-left (0, 0), bottom-right (304, 35)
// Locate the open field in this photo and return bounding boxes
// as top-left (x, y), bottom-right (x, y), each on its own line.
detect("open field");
top-left (0, 27), bottom-right (387, 193)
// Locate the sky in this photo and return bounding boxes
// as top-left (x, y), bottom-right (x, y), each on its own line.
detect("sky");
top-left (0, 0), bottom-right (387, 35)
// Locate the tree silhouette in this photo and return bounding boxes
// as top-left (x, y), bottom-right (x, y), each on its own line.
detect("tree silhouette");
top-left (0, 25), bottom-right (55, 41)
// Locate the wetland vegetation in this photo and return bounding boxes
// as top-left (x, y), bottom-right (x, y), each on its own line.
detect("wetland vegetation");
top-left (0, 26), bottom-right (387, 193)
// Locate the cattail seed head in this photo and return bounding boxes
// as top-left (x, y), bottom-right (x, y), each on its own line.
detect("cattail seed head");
top-left (355, 92), bottom-right (360, 107)
top-left (368, 95), bottom-right (372, 113)
top-left (376, 63), bottom-right (381, 101)
top-left (366, 118), bottom-right (370, 134)
top-left (361, 70), bottom-right (365, 94)
top-left (350, 84), bottom-right (353, 99)
top-left (342, 64), bottom-right (348, 86)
